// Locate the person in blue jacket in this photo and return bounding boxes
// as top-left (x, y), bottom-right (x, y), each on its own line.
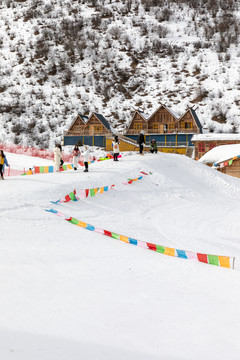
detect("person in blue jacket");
top-left (0, 150), bottom-right (9, 180)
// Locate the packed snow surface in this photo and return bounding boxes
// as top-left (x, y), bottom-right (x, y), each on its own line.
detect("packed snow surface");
top-left (1, 152), bottom-right (240, 360)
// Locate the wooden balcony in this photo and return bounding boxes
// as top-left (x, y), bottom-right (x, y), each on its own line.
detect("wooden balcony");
top-left (64, 130), bottom-right (111, 136)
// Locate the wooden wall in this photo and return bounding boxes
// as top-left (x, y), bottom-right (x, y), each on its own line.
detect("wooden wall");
top-left (127, 112), bottom-right (148, 134)
top-left (195, 140), bottom-right (240, 160)
top-left (221, 159), bottom-right (240, 178)
top-left (83, 114), bottom-right (109, 135)
top-left (179, 111), bottom-right (199, 133)
top-left (67, 115), bottom-right (86, 135)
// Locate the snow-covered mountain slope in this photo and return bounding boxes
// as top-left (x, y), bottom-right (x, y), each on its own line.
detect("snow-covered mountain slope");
top-left (0, 0), bottom-right (239, 148)
top-left (0, 0), bottom-right (240, 148)
top-left (1, 152), bottom-right (240, 359)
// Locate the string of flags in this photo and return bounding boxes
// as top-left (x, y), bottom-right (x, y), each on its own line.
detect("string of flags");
top-left (21, 154), bottom-right (122, 175)
top-left (52, 175), bottom-right (144, 204)
top-left (46, 208), bottom-right (235, 270)
top-left (213, 155), bottom-right (240, 168)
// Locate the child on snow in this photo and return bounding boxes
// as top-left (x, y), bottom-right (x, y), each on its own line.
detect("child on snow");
top-left (112, 136), bottom-right (120, 161)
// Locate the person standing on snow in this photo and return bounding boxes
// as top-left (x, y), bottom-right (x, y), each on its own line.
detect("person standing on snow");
top-left (83, 145), bottom-right (90, 172)
top-left (112, 135), bottom-right (120, 161)
top-left (137, 130), bottom-right (145, 155)
top-left (0, 150), bottom-right (9, 180)
top-left (54, 144), bottom-right (62, 172)
top-left (72, 145), bottom-right (81, 170)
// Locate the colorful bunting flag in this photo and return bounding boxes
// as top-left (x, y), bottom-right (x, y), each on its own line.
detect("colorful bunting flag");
top-left (52, 173), bottom-right (146, 204)
top-left (46, 209), bottom-right (235, 270)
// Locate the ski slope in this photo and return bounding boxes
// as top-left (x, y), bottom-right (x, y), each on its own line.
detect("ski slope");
top-left (1, 152), bottom-right (240, 360)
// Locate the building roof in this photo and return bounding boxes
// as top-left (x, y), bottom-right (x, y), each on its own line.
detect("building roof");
top-left (189, 108), bottom-right (202, 133)
top-left (67, 114), bottom-right (88, 132)
top-left (178, 108), bottom-right (202, 132)
top-left (138, 110), bottom-right (149, 120)
top-left (164, 105), bottom-right (180, 120)
top-left (150, 103), bottom-right (179, 121)
top-left (93, 112), bottom-right (111, 131)
top-left (192, 134), bottom-right (240, 142)
top-left (199, 144), bottom-right (240, 164)
top-left (80, 115), bottom-right (89, 123)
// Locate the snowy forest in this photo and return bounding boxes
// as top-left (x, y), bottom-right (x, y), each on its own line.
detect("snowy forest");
top-left (0, 0), bottom-right (239, 148)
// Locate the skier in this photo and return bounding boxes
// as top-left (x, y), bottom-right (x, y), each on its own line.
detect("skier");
top-left (72, 145), bottom-right (81, 170)
top-left (83, 145), bottom-right (90, 172)
top-left (137, 130), bottom-right (145, 155)
top-left (112, 135), bottom-right (120, 161)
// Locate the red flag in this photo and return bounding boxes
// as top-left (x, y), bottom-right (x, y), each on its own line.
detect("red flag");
top-left (197, 253), bottom-right (208, 264)
top-left (64, 195), bottom-right (71, 202)
top-left (147, 243), bottom-right (157, 251)
top-left (85, 189), bottom-right (89, 197)
top-left (104, 230), bottom-right (112, 237)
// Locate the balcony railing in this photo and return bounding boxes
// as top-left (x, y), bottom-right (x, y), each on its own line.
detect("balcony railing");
top-left (145, 142), bottom-right (188, 147)
top-left (64, 130), bottom-right (111, 136)
top-left (126, 129), bottom-right (195, 135)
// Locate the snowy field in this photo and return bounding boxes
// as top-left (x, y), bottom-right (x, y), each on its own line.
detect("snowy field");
top-left (1, 152), bottom-right (240, 359)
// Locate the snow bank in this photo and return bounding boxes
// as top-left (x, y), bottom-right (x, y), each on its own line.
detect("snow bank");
top-left (1, 152), bottom-right (240, 359)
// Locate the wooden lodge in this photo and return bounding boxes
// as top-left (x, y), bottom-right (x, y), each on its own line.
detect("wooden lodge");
top-left (192, 134), bottom-right (240, 160)
top-left (126, 104), bottom-right (202, 135)
top-left (63, 103), bottom-right (202, 153)
top-left (65, 112), bottom-right (111, 137)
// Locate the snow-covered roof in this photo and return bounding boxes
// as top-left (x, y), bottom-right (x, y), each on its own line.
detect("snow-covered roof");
top-left (80, 115), bottom-right (89, 123)
top-left (199, 144), bottom-right (240, 164)
top-left (164, 105), bottom-right (179, 119)
top-left (138, 110), bottom-right (149, 120)
top-left (192, 134), bottom-right (240, 141)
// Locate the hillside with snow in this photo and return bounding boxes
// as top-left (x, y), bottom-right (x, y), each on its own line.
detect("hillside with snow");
top-left (0, 0), bottom-right (240, 148)
top-left (1, 152), bottom-right (240, 359)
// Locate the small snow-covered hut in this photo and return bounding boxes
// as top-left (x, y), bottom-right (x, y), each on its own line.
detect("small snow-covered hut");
top-left (199, 144), bottom-right (240, 178)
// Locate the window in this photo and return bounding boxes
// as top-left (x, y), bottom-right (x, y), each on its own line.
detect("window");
top-left (209, 143), bottom-right (216, 150)
top-left (168, 123), bottom-right (175, 130)
top-left (134, 123), bottom-right (143, 130)
top-left (94, 125), bottom-right (102, 132)
top-left (185, 122), bottom-right (193, 129)
top-left (198, 143), bottom-right (205, 152)
top-left (153, 123), bottom-right (158, 130)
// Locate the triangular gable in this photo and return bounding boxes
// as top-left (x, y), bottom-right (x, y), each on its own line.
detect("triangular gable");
top-left (94, 113), bottom-right (111, 131)
top-left (85, 112), bottom-right (111, 132)
top-left (126, 110), bottom-right (149, 132)
top-left (148, 103), bottom-right (179, 122)
top-left (68, 114), bottom-right (88, 132)
top-left (178, 108), bottom-right (202, 133)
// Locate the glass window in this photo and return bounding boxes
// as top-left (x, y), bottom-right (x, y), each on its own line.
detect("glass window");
top-left (134, 123), bottom-right (143, 130)
top-left (94, 125), bottom-right (102, 132)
